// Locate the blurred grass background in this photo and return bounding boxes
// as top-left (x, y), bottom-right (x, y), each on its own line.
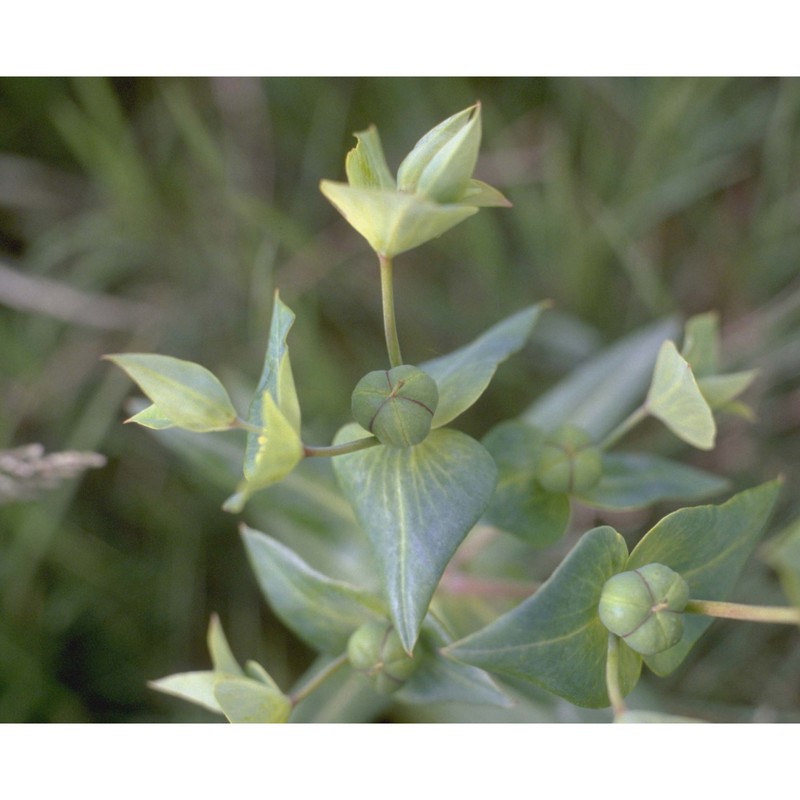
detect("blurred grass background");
top-left (0, 77), bottom-right (799, 722)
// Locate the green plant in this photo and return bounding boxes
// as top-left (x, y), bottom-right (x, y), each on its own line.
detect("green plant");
top-left (106, 102), bottom-right (800, 723)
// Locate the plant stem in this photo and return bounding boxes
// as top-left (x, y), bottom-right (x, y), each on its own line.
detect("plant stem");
top-left (605, 633), bottom-right (627, 717)
top-left (303, 436), bottom-right (380, 458)
top-left (289, 653), bottom-right (349, 706)
top-left (379, 254), bottom-right (403, 368)
top-left (233, 417), bottom-right (263, 434)
top-left (598, 404), bottom-right (649, 451)
top-left (686, 599), bottom-right (800, 625)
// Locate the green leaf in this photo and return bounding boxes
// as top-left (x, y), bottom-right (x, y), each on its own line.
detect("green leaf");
top-left (395, 617), bottom-right (512, 707)
top-left (481, 420), bottom-right (569, 546)
top-left (764, 516), bottom-right (800, 609)
top-left (223, 392), bottom-right (303, 513)
top-left (207, 614), bottom-right (244, 676)
top-left (105, 353), bottom-right (238, 432)
top-left (332, 424), bottom-right (497, 652)
top-left (240, 525), bottom-right (386, 653)
top-left (697, 370), bottom-right (758, 410)
top-left (125, 404), bottom-right (175, 430)
top-left (245, 291), bottom-right (301, 441)
top-left (421, 304), bottom-right (547, 429)
top-left (397, 104), bottom-right (478, 193)
top-left (577, 452), bottom-right (729, 511)
top-left (414, 104), bottom-right (481, 203)
top-left (345, 125), bottom-right (396, 190)
top-left (446, 526), bottom-right (641, 708)
top-left (681, 311), bottom-right (720, 377)
top-left (460, 179), bottom-right (512, 208)
top-left (213, 677), bottom-right (292, 723)
top-left (319, 180), bottom-right (477, 258)
top-left (149, 671), bottom-right (224, 715)
top-left (626, 479), bottom-right (782, 676)
top-left (645, 340), bottom-right (716, 450)
top-left (524, 317), bottom-right (680, 439)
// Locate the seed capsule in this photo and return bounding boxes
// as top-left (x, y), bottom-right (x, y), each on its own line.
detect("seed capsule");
top-left (536, 424), bottom-right (603, 494)
top-left (346, 621), bottom-right (419, 694)
top-left (351, 365), bottom-right (439, 448)
top-left (598, 563), bottom-right (690, 656)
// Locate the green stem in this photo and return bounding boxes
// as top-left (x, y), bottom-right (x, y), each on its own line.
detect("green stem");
top-left (303, 436), bottom-right (380, 458)
top-left (686, 599), bottom-right (800, 625)
top-left (289, 653), bottom-right (349, 706)
top-left (233, 417), bottom-right (263, 434)
top-left (598, 404), bottom-right (649, 451)
top-left (605, 633), bottom-right (627, 717)
top-left (379, 254), bottom-right (403, 368)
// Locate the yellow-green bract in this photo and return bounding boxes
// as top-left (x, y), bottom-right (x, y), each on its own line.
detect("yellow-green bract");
top-left (320, 103), bottom-right (510, 258)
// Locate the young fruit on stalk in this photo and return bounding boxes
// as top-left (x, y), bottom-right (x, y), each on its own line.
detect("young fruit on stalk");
top-left (351, 365), bottom-right (439, 448)
top-left (347, 621), bottom-right (420, 694)
top-left (536, 424), bottom-right (603, 494)
top-left (598, 564), bottom-right (690, 655)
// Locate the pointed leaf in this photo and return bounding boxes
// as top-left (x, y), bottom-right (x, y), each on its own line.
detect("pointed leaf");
top-left (319, 180), bottom-right (476, 258)
top-left (345, 125), bottom-right (395, 190)
top-left (646, 340), bottom-right (716, 450)
top-left (207, 614), bottom-right (243, 676)
top-left (333, 424), bottom-right (497, 652)
top-left (397, 104), bottom-right (477, 193)
top-left (577, 452), bottom-right (728, 511)
top-left (446, 526), bottom-right (640, 708)
top-left (421, 304), bottom-right (547, 429)
top-left (223, 392), bottom-right (303, 513)
top-left (105, 353), bottom-right (237, 432)
top-left (460, 179), bottom-right (512, 208)
top-left (697, 370), bottom-right (758, 410)
top-left (125, 403), bottom-right (176, 430)
top-left (149, 671), bottom-right (224, 715)
top-left (482, 420), bottom-right (569, 546)
top-left (245, 291), bottom-right (301, 442)
top-left (681, 311), bottom-right (720, 377)
top-left (245, 660), bottom-right (283, 692)
top-left (415, 104), bottom-right (481, 203)
top-left (213, 677), bottom-right (292, 723)
top-left (524, 317), bottom-right (680, 439)
top-left (240, 525), bottom-right (386, 653)
top-left (627, 479), bottom-right (782, 676)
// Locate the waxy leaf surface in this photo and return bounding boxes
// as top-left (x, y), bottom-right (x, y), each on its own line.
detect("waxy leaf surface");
top-left (626, 479), bottom-right (782, 676)
top-left (577, 452), bottom-right (728, 510)
top-left (646, 340), bottom-right (716, 450)
top-left (333, 424), bottom-right (497, 652)
top-left (422, 304), bottom-right (547, 429)
top-left (106, 353), bottom-right (237, 432)
top-left (524, 318), bottom-right (679, 439)
top-left (446, 526), bottom-right (641, 708)
top-left (241, 525), bottom-right (386, 653)
top-left (213, 677), bottom-right (292, 723)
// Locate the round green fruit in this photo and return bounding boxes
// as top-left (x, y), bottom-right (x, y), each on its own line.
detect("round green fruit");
top-left (598, 563), bottom-right (690, 656)
top-left (346, 621), bottom-right (419, 694)
top-left (536, 424), bottom-right (603, 494)
top-left (351, 365), bottom-right (439, 448)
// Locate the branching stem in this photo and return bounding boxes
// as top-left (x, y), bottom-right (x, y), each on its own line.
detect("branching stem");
top-left (289, 653), bottom-right (349, 706)
top-left (598, 404), bottom-right (649, 451)
top-left (303, 436), bottom-right (380, 458)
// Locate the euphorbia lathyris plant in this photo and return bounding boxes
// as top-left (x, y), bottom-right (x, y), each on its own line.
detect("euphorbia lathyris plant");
top-left (107, 103), bottom-right (799, 723)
